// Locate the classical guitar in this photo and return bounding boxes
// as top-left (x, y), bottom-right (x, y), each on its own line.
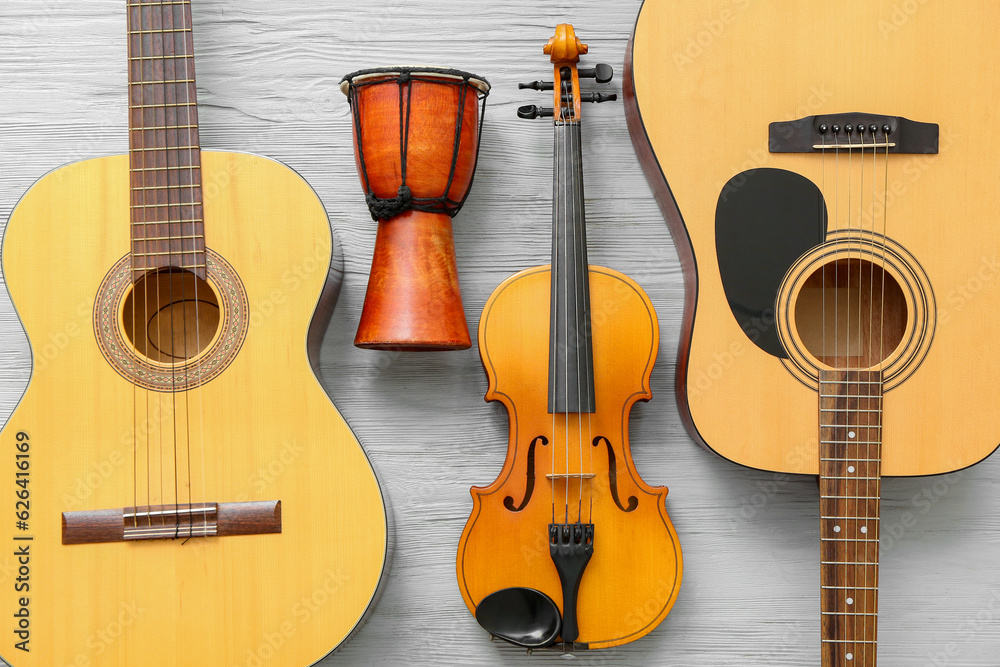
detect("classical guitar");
top-left (627, 1), bottom-right (1000, 664)
top-left (0, 2), bottom-right (388, 665)
top-left (457, 24), bottom-right (681, 652)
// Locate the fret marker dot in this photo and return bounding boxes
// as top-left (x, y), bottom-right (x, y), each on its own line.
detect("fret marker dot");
top-left (847, 653), bottom-right (853, 661)
top-left (848, 431), bottom-right (856, 438)
top-left (848, 466), bottom-right (856, 473)
top-left (847, 597), bottom-right (854, 605)
top-left (861, 526), bottom-right (868, 534)
top-left (834, 525), bottom-right (841, 533)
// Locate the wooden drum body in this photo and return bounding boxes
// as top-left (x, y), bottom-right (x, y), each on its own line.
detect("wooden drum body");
top-left (341, 67), bottom-right (490, 350)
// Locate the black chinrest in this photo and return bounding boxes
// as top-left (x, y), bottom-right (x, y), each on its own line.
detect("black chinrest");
top-left (475, 587), bottom-right (561, 648)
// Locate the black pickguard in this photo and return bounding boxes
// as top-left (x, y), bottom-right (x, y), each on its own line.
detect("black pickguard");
top-left (715, 168), bottom-right (827, 358)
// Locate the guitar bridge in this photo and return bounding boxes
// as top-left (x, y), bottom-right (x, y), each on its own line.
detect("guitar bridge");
top-left (769, 113), bottom-right (938, 154)
top-left (62, 500), bottom-right (281, 545)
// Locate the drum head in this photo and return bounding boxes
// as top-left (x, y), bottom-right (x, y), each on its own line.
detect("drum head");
top-left (340, 66), bottom-right (490, 96)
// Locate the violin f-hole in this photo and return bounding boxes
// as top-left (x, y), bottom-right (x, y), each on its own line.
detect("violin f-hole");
top-left (592, 436), bottom-right (638, 513)
top-left (503, 435), bottom-right (548, 512)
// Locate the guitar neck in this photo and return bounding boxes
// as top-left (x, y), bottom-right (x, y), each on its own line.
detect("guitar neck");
top-left (127, 0), bottom-right (206, 279)
top-left (819, 369), bottom-right (882, 667)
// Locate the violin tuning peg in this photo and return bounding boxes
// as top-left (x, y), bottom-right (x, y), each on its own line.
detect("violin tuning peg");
top-left (581, 92), bottom-right (618, 104)
top-left (517, 105), bottom-right (554, 119)
top-left (518, 81), bottom-right (555, 91)
top-left (579, 63), bottom-right (613, 83)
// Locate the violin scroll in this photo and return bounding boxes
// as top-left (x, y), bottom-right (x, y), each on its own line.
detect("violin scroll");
top-left (518, 24), bottom-right (617, 122)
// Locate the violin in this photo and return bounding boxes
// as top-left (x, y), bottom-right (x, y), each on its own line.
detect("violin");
top-left (456, 24), bottom-right (682, 651)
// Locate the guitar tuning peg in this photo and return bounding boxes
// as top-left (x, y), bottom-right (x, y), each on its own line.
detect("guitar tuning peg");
top-left (518, 81), bottom-right (555, 91)
top-left (579, 63), bottom-right (613, 83)
top-left (581, 92), bottom-right (618, 104)
top-left (517, 105), bottom-right (554, 119)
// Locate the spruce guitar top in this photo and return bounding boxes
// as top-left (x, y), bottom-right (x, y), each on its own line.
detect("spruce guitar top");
top-left (0, 2), bottom-right (388, 664)
top-left (626, 1), bottom-right (1000, 664)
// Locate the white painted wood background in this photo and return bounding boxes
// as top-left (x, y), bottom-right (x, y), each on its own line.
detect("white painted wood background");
top-left (2, 1), bottom-right (1000, 665)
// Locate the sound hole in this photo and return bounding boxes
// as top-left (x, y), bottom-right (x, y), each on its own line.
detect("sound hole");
top-left (794, 258), bottom-right (907, 368)
top-left (123, 269), bottom-right (221, 363)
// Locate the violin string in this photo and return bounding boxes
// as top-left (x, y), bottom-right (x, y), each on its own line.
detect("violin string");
top-left (562, 81), bottom-right (570, 525)
top-left (571, 97), bottom-right (584, 525)
top-left (549, 86), bottom-right (557, 525)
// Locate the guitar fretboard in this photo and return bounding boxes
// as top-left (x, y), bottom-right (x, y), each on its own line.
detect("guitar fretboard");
top-left (127, 0), bottom-right (205, 279)
top-left (819, 369), bottom-right (882, 667)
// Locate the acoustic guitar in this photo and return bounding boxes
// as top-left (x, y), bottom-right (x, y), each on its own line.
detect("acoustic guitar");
top-left (457, 24), bottom-right (681, 652)
top-left (626, 1), bottom-right (1000, 664)
top-left (0, 2), bottom-right (388, 665)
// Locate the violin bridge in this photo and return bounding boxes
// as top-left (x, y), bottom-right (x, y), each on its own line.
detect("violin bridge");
top-left (545, 473), bottom-right (597, 480)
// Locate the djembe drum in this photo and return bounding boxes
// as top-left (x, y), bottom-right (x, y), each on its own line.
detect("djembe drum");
top-left (341, 67), bottom-right (491, 350)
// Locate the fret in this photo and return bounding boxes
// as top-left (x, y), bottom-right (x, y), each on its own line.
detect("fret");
top-left (825, 476), bottom-right (880, 480)
top-left (131, 146), bottom-right (200, 153)
top-left (131, 125), bottom-right (199, 131)
top-left (132, 219), bottom-right (205, 225)
top-left (132, 235), bottom-right (204, 241)
top-left (132, 202), bottom-right (203, 209)
top-left (129, 54), bottom-right (195, 61)
top-left (130, 102), bottom-right (198, 109)
top-left (821, 516), bottom-right (880, 521)
top-left (129, 79), bottom-right (195, 85)
top-left (130, 165), bottom-right (202, 172)
top-left (821, 561), bottom-right (879, 566)
top-left (821, 408), bottom-right (881, 413)
top-left (822, 611), bottom-right (878, 616)
top-left (131, 184), bottom-right (199, 191)
top-left (819, 393), bottom-right (881, 399)
top-left (820, 495), bottom-right (880, 500)
top-left (820, 538), bottom-right (880, 543)
top-left (128, 28), bottom-right (192, 34)
top-left (823, 639), bottom-right (877, 644)
top-left (822, 586), bottom-right (878, 590)
top-left (132, 250), bottom-right (203, 257)
top-left (820, 458), bottom-right (881, 462)
top-left (819, 380), bottom-right (883, 385)
top-left (127, 2), bottom-right (191, 6)
top-left (820, 440), bottom-right (881, 445)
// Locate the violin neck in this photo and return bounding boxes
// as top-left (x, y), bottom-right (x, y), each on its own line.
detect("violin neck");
top-left (548, 120), bottom-right (596, 414)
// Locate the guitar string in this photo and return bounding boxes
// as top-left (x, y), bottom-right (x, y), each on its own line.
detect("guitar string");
top-left (845, 127), bottom-right (856, 661)
top-left (854, 123), bottom-right (875, 664)
top-left (156, 0), bottom-right (181, 537)
top-left (874, 121), bottom-right (891, 661)
top-left (128, 2), bottom-right (144, 528)
top-left (177, 0), bottom-right (204, 537)
top-left (145, 2), bottom-right (158, 529)
top-left (862, 125), bottom-right (877, 666)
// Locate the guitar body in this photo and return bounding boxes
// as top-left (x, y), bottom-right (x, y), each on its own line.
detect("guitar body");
top-left (0, 152), bottom-right (389, 666)
top-left (457, 265), bottom-right (681, 649)
top-left (627, 0), bottom-right (1000, 476)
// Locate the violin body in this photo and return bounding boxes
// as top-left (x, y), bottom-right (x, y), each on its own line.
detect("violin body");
top-left (457, 265), bottom-right (681, 649)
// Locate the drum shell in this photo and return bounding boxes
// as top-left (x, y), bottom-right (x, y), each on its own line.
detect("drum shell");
top-left (350, 74), bottom-right (482, 207)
